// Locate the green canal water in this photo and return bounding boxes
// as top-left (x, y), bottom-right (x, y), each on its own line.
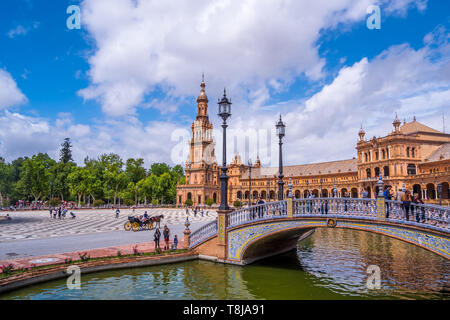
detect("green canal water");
top-left (1, 228), bottom-right (449, 300)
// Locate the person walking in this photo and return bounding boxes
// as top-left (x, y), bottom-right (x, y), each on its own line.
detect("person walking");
top-left (412, 193), bottom-right (425, 223)
top-left (154, 227), bottom-right (161, 251)
top-left (163, 225), bottom-right (170, 251)
top-left (193, 207), bottom-right (197, 218)
top-left (115, 208), bottom-right (120, 219)
top-left (53, 208), bottom-right (57, 219)
top-left (401, 190), bottom-right (412, 221)
top-left (384, 186), bottom-right (393, 218)
top-left (49, 207), bottom-right (53, 218)
top-left (58, 207), bottom-right (62, 219)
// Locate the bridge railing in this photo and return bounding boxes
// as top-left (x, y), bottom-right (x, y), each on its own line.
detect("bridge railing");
top-left (227, 201), bottom-right (287, 228)
top-left (293, 198), bottom-right (378, 217)
top-left (385, 200), bottom-right (449, 230)
top-left (189, 220), bottom-right (217, 248)
top-left (189, 198), bottom-right (449, 248)
top-left (294, 198), bottom-right (449, 231)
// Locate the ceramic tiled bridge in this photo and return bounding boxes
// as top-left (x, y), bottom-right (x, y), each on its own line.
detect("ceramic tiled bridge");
top-left (186, 195), bottom-right (450, 265)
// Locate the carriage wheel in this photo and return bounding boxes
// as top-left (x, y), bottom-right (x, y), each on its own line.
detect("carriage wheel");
top-left (124, 222), bottom-right (132, 231)
top-left (148, 222), bottom-right (154, 230)
top-left (132, 222), bottom-right (140, 232)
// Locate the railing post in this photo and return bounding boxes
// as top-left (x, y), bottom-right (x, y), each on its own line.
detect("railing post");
top-left (217, 209), bottom-right (231, 260)
top-left (376, 176), bottom-right (386, 221)
top-left (287, 178), bottom-right (293, 218)
top-left (184, 217), bottom-right (191, 249)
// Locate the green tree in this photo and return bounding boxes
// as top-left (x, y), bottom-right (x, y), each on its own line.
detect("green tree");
top-left (137, 176), bottom-right (154, 205)
top-left (101, 153), bottom-right (128, 205)
top-left (68, 167), bottom-right (88, 207)
top-left (125, 158), bottom-right (146, 183)
top-left (60, 138), bottom-right (74, 164)
top-left (205, 198), bottom-right (214, 207)
top-left (16, 153), bottom-right (55, 203)
top-left (150, 163), bottom-right (171, 176)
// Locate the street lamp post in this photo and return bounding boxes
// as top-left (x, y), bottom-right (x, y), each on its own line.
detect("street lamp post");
top-left (218, 89), bottom-right (232, 211)
top-left (276, 115), bottom-right (286, 201)
top-left (248, 159), bottom-right (252, 207)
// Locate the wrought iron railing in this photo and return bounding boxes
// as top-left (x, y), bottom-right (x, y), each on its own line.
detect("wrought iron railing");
top-left (189, 220), bottom-right (217, 248)
top-left (189, 198), bottom-right (449, 248)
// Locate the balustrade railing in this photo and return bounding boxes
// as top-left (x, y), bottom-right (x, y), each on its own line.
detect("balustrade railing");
top-left (189, 198), bottom-right (449, 247)
top-left (293, 198), bottom-right (378, 217)
top-left (227, 201), bottom-right (287, 228)
top-left (189, 220), bottom-right (217, 248)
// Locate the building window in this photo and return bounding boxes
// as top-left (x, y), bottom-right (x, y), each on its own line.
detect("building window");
top-left (366, 168), bottom-right (371, 178)
top-left (375, 151), bottom-right (379, 161)
top-left (406, 147), bottom-right (410, 157)
top-left (374, 167), bottom-right (380, 177)
top-left (412, 148), bottom-right (415, 158)
top-left (383, 166), bottom-right (390, 177)
top-left (407, 164), bottom-right (417, 175)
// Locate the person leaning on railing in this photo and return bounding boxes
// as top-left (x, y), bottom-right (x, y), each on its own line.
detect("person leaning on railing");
top-left (401, 190), bottom-right (412, 221)
top-left (412, 193), bottom-right (425, 223)
top-left (384, 186), bottom-right (393, 218)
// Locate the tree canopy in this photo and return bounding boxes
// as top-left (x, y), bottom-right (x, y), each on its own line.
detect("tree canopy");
top-left (0, 139), bottom-right (185, 207)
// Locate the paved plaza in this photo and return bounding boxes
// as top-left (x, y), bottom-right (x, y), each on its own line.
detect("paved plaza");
top-left (0, 208), bottom-right (216, 262)
top-left (0, 208), bottom-right (216, 242)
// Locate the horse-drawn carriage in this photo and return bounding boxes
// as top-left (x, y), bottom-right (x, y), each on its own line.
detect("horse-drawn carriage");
top-left (123, 214), bottom-right (164, 232)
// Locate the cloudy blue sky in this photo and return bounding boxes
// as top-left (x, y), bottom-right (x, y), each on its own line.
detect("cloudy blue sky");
top-left (0, 0), bottom-right (449, 168)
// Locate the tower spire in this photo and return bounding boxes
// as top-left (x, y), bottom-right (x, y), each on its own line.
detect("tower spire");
top-left (358, 124), bottom-right (365, 141)
top-left (393, 113), bottom-right (401, 132)
top-left (196, 74), bottom-right (208, 117)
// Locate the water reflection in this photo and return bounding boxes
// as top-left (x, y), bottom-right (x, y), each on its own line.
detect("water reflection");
top-left (1, 228), bottom-right (448, 300)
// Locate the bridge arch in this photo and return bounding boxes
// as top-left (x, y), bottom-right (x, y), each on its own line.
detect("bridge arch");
top-left (192, 198), bottom-right (449, 265)
top-left (225, 217), bottom-right (450, 265)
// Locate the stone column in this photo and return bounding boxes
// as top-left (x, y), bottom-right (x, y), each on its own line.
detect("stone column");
top-left (183, 217), bottom-right (191, 249)
top-left (376, 176), bottom-right (386, 220)
top-left (287, 177), bottom-right (293, 218)
top-left (216, 209), bottom-right (232, 260)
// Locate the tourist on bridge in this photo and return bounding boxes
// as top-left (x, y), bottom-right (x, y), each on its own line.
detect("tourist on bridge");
top-left (401, 190), bottom-right (412, 221)
top-left (412, 193), bottom-right (425, 223)
top-left (256, 197), bottom-right (265, 219)
top-left (384, 186), bottom-right (393, 219)
top-left (163, 225), bottom-right (170, 250)
top-left (154, 227), bottom-right (161, 251)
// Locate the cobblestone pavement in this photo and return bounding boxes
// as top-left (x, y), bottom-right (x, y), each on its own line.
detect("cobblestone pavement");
top-left (0, 208), bottom-right (217, 242)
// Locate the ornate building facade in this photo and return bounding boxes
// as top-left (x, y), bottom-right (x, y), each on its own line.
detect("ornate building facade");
top-left (177, 82), bottom-right (450, 206)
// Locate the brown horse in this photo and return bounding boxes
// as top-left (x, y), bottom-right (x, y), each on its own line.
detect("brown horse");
top-left (150, 215), bottom-right (164, 228)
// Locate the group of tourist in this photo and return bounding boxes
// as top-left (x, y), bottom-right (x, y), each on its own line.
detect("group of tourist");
top-left (49, 206), bottom-right (75, 219)
top-left (383, 186), bottom-right (425, 222)
top-left (153, 225), bottom-right (178, 251)
top-left (186, 206), bottom-right (207, 217)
